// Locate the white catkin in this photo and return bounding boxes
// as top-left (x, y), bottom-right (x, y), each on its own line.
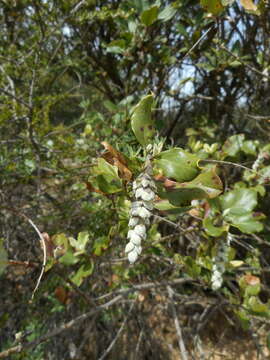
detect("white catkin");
top-left (125, 169), bottom-right (156, 264)
top-left (211, 233), bottom-right (232, 291)
top-left (252, 152), bottom-right (265, 171)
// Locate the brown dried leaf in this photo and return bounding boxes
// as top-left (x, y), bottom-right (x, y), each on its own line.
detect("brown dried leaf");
top-left (55, 286), bottom-right (69, 304)
top-left (42, 232), bottom-right (54, 258)
top-left (244, 274), bottom-right (260, 286)
top-left (101, 141), bottom-right (132, 181)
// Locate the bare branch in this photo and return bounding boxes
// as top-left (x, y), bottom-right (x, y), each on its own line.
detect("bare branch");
top-left (167, 286), bottom-right (189, 360)
top-left (98, 301), bottom-right (136, 360)
top-left (0, 295), bottom-right (123, 359)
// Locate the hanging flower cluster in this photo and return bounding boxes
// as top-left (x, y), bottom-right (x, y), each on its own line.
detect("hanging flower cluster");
top-left (125, 172), bottom-right (156, 264)
top-left (211, 233), bottom-right (232, 290)
top-left (252, 151), bottom-right (265, 171)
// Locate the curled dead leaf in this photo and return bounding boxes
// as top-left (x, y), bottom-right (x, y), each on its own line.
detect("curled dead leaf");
top-left (101, 142), bottom-right (132, 181)
top-left (244, 274), bottom-right (260, 286)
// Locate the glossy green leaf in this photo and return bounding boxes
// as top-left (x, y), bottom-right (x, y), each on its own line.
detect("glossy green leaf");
top-left (0, 239), bottom-right (8, 276)
top-left (141, 6), bottom-right (159, 26)
top-left (220, 188), bottom-right (264, 233)
top-left (131, 94), bottom-right (155, 146)
top-left (226, 213), bottom-right (264, 233)
top-left (242, 140), bottom-right (258, 155)
top-left (172, 167), bottom-right (223, 198)
top-left (154, 148), bottom-right (199, 182)
top-left (203, 218), bottom-right (228, 237)
top-left (158, 5), bottom-right (177, 21)
top-left (156, 167), bottom-right (222, 206)
top-left (220, 188), bottom-right (258, 215)
top-left (222, 134), bottom-right (245, 157)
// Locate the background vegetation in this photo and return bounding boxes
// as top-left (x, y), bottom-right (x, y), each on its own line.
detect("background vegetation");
top-left (1, 0), bottom-right (270, 358)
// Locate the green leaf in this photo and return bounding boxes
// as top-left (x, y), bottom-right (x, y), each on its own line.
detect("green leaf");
top-left (203, 218), bottom-right (228, 237)
top-left (53, 233), bottom-right (69, 250)
top-left (156, 167), bottom-right (223, 206)
top-left (141, 5), bottom-right (159, 26)
top-left (222, 134), bottom-right (245, 157)
top-left (184, 256), bottom-right (201, 277)
top-left (106, 39), bottom-right (126, 54)
top-left (131, 94), bottom-right (155, 146)
top-left (91, 158), bottom-right (122, 194)
top-left (71, 262), bottom-right (94, 287)
top-left (69, 231), bottom-right (90, 256)
top-left (220, 188), bottom-right (258, 215)
top-left (247, 296), bottom-right (269, 315)
top-left (226, 213), bottom-right (264, 233)
top-left (153, 148), bottom-right (199, 182)
top-left (154, 199), bottom-right (191, 214)
top-left (172, 167), bottom-right (223, 198)
top-left (0, 239), bottom-right (8, 276)
top-left (59, 250), bottom-right (79, 266)
top-left (158, 5), bottom-right (177, 22)
top-left (200, 0), bottom-right (225, 15)
top-left (242, 140), bottom-right (258, 155)
top-left (235, 310), bottom-right (250, 330)
top-left (220, 188), bottom-right (264, 233)
top-left (93, 236), bottom-right (110, 256)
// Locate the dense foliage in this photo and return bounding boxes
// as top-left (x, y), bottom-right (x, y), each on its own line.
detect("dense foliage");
top-left (1, 0), bottom-right (270, 358)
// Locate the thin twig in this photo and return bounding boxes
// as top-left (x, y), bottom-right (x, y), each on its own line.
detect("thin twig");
top-left (220, 44), bottom-right (270, 81)
top-left (26, 218), bottom-right (47, 300)
top-left (167, 286), bottom-right (189, 360)
top-left (180, 25), bottom-right (215, 66)
top-left (0, 87), bottom-right (31, 109)
top-left (199, 159), bottom-right (258, 174)
top-left (96, 277), bottom-right (196, 301)
top-left (153, 215), bottom-right (184, 230)
top-left (134, 328), bottom-right (144, 360)
top-left (98, 301), bottom-right (135, 360)
top-left (0, 295), bottom-right (123, 359)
